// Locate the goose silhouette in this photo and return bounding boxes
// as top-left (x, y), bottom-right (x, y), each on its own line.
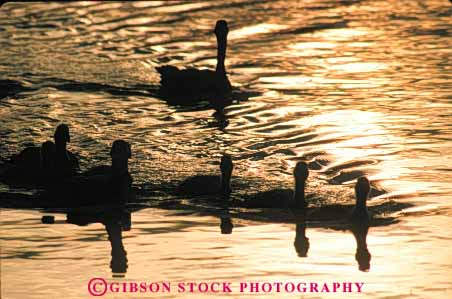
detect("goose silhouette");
top-left (176, 156), bottom-right (309, 209)
top-left (156, 20), bottom-right (232, 111)
top-left (9, 124), bottom-right (79, 178)
top-left (236, 162), bottom-right (309, 209)
top-left (46, 140), bottom-right (133, 206)
top-left (176, 154), bottom-right (233, 199)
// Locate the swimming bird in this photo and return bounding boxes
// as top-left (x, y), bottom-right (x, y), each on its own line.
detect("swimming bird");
top-left (176, 154), bottom-right (233, 199)
top-left (81, 140), bottom-right (132, 177)
top-left (47, 140), bottom-right (133, 206)
top-left (234, 162), bottom-right (309, 209)
top-left (156, 20), bottom-right (232, 110)
top-left (10, 124), bottom-right (79, 177)
top-left (306, 176), bottom-right (372, 223)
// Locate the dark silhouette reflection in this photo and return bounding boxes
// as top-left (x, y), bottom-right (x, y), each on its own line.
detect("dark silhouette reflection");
top-left (294, 222), bottom-right (310, 257)
top-left (291, 209), bottom-right (309, 257)
top-left (208, 110), bottom-right (230, 130)
top-left (351, 223), bottom-right (371, 272)
top-left (66, 208), bottom-right (130, 277)
top-left (219, 205), bottom-right (234, 234)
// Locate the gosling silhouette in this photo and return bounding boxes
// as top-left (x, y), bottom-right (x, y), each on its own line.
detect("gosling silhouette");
top-left (156, 20), bottom-right (232, 111)
top-left (176, 154), bottom-right (233, 199)
top-left (81, 140), bottom-right (132, 178)
top-left (306, 176), bottom-right (373, 223)
top-left (235, 162), bottom-right (309, 209)
top-left (47, 140), bottom-right (133, 206)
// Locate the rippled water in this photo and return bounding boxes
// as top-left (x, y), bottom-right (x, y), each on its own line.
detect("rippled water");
top-left (1, 1), bottom-right (451, 298)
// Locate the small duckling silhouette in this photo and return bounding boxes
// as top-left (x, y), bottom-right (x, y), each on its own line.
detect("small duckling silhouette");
top-left (235, 162), bottom-right (309, 209)
top-left (176, 154), bottom-right (233, 199)
top-left (46, 140), bottom-right (132, 206)
top-left (306, 176), bottom-right (373, 223)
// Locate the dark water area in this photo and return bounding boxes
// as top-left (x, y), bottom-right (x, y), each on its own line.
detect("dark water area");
top-left (1, 1), bottom-right (451, 298)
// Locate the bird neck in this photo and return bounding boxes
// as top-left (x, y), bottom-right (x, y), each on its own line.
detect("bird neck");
top-left (216, 33), bottom-right (227, 75)
top-left (55, 141), bottom-right (67, 152)
top-left (220, 170), bottom-right (232, 199)
top-left (112, 159), bottom-right (129, 176)
top-left (294, 177), bottom-right (306, 207)
top-left (355, 195), bottom-right (368, 210)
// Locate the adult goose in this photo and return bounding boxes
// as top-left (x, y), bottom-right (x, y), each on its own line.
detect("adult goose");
top-left (156, 20), bottom-right (232, 111)
top-left (10, 124), bottom-right (79, 177)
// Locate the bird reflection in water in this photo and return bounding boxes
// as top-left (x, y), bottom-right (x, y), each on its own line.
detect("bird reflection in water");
top-left (66, 208), bottom-right (130, 277)
top-left (219, 205), bottom-right (234, 234)
top-left (291, 209), bottom-right (309, 257)
top-left (351, 224), bottom-right (371, 272)
top-left (208, 110), bottom-right (230, 130)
